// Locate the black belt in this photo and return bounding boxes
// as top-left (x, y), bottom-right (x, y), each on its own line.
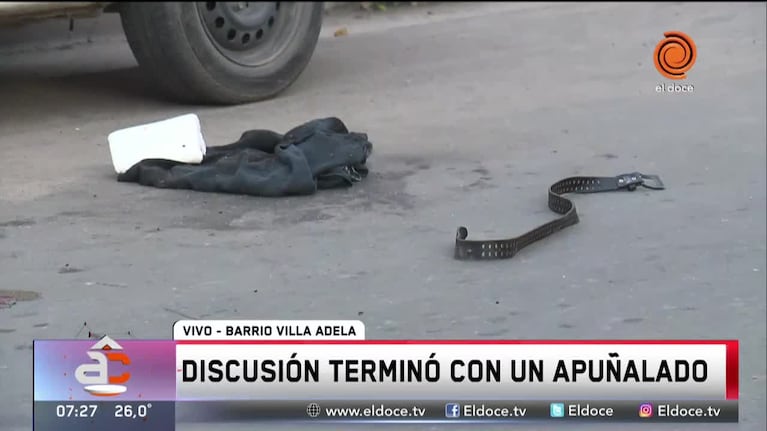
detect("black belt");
top-left (454, 172), bottom-right (665, 260)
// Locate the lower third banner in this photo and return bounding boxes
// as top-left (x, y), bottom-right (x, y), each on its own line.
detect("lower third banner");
top-left (33, 338), bottom-right (739, 429)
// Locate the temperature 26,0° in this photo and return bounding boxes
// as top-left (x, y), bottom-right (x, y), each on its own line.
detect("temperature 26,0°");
top-left (114, 403), bottom-right (153, 419)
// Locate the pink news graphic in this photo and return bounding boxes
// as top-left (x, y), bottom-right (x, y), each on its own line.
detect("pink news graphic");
top-left (34, 336), bottom-right (177, 402)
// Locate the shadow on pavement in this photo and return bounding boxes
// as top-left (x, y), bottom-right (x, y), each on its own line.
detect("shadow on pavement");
top-left (0, 66), bottom-right (198, 131)
top-left (0, 37), bottom-right (360, 132)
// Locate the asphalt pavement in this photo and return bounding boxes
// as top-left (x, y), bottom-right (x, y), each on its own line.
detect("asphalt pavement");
top-left (0, 2), bottom-right (765, 431)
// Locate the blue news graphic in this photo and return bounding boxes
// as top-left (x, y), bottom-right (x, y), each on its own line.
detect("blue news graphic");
top-left (445, 403), bottom-right (461, 418)
top-left (550, 403), bottom-right (565, 418)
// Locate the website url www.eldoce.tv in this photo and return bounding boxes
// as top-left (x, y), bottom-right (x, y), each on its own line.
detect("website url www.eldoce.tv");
top-left (314, 404), bottom-right (426, 419)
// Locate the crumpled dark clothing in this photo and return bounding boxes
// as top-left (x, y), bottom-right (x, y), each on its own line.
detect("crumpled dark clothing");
top-left (117, 117), bottom-right (373, 196)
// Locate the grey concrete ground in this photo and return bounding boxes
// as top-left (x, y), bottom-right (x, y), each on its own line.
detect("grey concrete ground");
top-left (0, 2), bottom-right (765, 430)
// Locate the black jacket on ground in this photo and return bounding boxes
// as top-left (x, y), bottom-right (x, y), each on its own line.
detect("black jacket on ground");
top-left (117, 117), bottom-right (373, 196)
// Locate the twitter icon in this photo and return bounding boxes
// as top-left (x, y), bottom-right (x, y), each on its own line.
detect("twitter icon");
top-left (550, 403), bottom-right (565, 418)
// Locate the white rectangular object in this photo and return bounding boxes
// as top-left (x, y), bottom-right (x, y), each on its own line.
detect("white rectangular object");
top-left (108, 113), bottom-right (207, 174)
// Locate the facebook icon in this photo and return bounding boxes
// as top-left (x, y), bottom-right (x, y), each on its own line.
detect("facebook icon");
top-left (445, 403), bottom-right (461, 418)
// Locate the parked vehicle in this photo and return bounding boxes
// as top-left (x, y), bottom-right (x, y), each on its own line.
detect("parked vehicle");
top-left (0, 2), bottom-right (324, 105)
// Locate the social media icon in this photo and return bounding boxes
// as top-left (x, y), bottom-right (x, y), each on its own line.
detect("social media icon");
top-left (638, 403), bottom-right (653, 418)
top-left (550, 403), bottom-right (565, 418)
top-left (445, 403), bottom-right (461, 418)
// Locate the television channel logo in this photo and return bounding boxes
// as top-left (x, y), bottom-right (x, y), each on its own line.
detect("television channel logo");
top-left (445, 403), bottom-right (461, 418)
top-left (74, 335), bottom-right (131, 396)
top-left (638, 403), bottom-right (654, 418)
top-left (653, 31), bottom-right (697, 80)
top-left (550, 403), bottom-right (565, 418)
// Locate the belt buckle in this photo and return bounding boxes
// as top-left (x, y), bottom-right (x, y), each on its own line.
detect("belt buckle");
top-left (617, 172), bottom-right (665, 191)
top-left (638, 173), bottom-right (665, 190)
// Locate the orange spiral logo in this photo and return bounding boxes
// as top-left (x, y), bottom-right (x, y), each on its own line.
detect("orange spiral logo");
top-left (653, 31), bottom-right (697, 80)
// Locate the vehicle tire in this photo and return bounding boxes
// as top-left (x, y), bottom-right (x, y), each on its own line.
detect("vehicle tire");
top-left (119, 2), bottom-right (323, 105)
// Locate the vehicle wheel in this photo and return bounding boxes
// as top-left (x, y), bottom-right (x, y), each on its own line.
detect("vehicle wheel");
top-left (119, 2), bottom-right (323, 105)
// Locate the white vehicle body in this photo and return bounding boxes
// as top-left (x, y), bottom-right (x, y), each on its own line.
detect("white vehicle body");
top-left (0, 2), bottom-right (112, 24)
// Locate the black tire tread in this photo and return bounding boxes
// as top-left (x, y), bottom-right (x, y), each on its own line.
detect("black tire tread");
top-left (119, 2), bottom-right (323, 105)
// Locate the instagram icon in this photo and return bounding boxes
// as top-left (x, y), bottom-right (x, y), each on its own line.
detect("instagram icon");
top-left (638, 403), bottom-right (653, 418)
